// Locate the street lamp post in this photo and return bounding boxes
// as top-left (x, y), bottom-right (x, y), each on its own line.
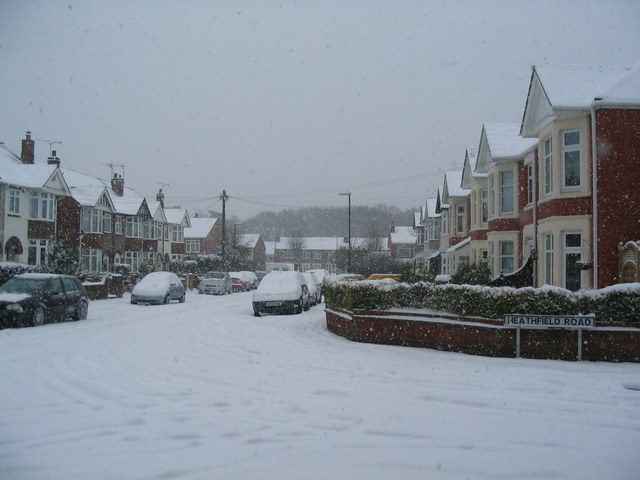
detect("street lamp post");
top-left (339, 192), bottom-right (351, 274)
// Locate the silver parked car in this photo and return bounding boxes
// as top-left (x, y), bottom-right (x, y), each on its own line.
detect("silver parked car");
top-left (198, 271), bottom-right (232, 295)
top-left (131, 272), bottom-right (186, 305)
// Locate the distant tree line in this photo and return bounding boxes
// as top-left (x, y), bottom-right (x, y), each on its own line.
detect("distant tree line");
top-left (239, 205), bottom-right (415, 241)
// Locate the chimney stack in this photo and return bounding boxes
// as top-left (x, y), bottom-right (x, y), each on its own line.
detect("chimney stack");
top-left (111, 173), bottom-right (124, 196)
top-left (47, 150), bottom-right (61, 166)
top-left (21, 131), bottom-right (35, 164)
top-left (156, 188), bottom-right (165, 208)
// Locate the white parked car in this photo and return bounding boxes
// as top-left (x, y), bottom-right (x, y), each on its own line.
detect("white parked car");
top-left (302, 272), bottom-right (321, 306)
top-left (252, 271), bottom-right (310, 316)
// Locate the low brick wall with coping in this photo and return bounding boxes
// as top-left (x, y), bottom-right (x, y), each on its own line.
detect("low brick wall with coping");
top-left (325, 307), bottom-right (640, 362)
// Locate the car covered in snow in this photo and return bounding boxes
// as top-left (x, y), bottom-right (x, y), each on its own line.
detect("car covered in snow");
top-left (302, 271), bottom-right (321, 306)
top-left (230, 271), bottom-right (258, 290)
top-left (131, 272), bottom-right (185, 305)
top-left (252, 271), bottom-right (310, 316)
top-left (198, 271), bottom-right (232, 295)
top-left (0, 273), bottom-right (89, 328)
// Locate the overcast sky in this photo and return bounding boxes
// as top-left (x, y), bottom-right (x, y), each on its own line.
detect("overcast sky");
top-left (2, 1), bottom-right (639, 220)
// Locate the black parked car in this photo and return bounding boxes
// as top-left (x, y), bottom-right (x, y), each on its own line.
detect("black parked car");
top-left (0, 273), bottom-right (89, 328)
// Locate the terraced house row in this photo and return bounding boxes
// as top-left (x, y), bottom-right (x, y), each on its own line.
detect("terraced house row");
top-left (413, 63), bottom-right (640, 290)
top-left (0, 132), bottom-right (193, 273)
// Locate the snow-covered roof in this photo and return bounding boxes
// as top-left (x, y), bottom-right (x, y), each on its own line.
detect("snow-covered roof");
top-left (534, 64), bottom-right (635, 109)
top-left (424, 198), bottom-right (440, 218)
top-left (443, 170), bottom-right (469, 199)
top-left (184, 217), bottom-right (217, 238)
top-left (390, 226), bottom-right (417, 245)
top-left (241, 233), bottom-right (261, 248)
top-left (275, 236), bottom-right (389, 251)
top-left (446, 236), bottom-right (471, 253)
top-left (483, 123), bottom-right (538, 159)
top-left (0, 151), bottom-right (70, 195)
top-left (164, 208), bottom-right (191, 227)
top-left (62, 168), bottom-right (146, 215)
top-left (521, 63), bottom-right (640, 137)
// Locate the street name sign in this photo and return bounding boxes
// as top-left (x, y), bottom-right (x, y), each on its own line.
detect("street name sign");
top-left (504, 314), bottom-right (596, 328)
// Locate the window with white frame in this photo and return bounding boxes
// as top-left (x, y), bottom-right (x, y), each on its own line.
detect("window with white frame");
top-left (103, 213), bottom-right (112, 233)
top-left (283, 250), bottom-right (293, 259)
top-left (171, 225), bottom-right (183, 243)
top-left (313, 251), bottom-right (321, 260)
top-left (564, 232), bottom-right (582, 291)
top-left (125, 251), bottom-right (140, 272)
top-left (427, 218), bottom-right (440, 240)
top-left (543, 137), bottom-right (553, 196)
top-left (499, 241), bottom-right (515, 274)
top-left (82, 208), bottom-right (103, 234)
top-left (126, 217), bottom-right (142, 238)
top-left (562, 130), bottom-right (581, 188)
top-left (28, 239), bottom-right (50, 266)
top-left (456, 205), bottom-right (466, 234)
top-left (488, 176), bottom-right (495, 217)
top-left (81, 248), bottom-right (102, 272)
top-left (29, 192), bottom-right (55, 221)
top-left (524, 236), bottom-right (534, 260)
top-left (115, 215), bottom-right (123, 235)
top-left (441, 209), bottom-right (449, 235)
top-left (9, 188), bottom-right (20, 215)
top-left (303, 250), bottom-right (310, 259)
top-left (500, 171), bottom-right (515, 213)
top-left (526, 164), bottom-right (534, 205)
top-left (481, 188), bottom-right (488, 223)
top-left (397, 246), bottom-right (414, 258)
top-left (544, 233), bottom-right (554, 285)
top-left (186, 239), bottom-right (200, 253)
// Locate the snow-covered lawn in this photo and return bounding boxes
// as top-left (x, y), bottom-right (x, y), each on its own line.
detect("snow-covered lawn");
top-left (1, 291), bottom-right (639, 480)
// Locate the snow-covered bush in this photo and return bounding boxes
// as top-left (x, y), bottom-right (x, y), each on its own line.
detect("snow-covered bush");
top-left (323, 280), bottom-right (640, 323)
top-left (0, 262), bottom-right (49, 286)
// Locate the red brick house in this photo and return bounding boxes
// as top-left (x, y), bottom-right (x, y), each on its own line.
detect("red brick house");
top-left (183, 217), bottom-right (222, 256)
top-left (520, 64), bottom-right (640, 289)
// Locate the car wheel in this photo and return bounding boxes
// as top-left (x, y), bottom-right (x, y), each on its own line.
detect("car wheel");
top-left (76, 300), bottom-right (89, 320)
top-left (295, 298), bottom-right (303, 314)
top-left (179, 293), bottom-right (185, 303)
top-left (32, 307), bottom-right (45, 327)
top-left (254, 309), bottom-right (261, 317)
top-left (164, 295), bottom-right (170, 304)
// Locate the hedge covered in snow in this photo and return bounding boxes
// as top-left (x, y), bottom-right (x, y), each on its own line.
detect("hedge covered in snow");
top-left (323, 279), bottom-right (640, 323)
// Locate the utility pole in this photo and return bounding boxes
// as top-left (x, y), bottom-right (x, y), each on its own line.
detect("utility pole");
top-left (220, 190), bottom-right (229, 266)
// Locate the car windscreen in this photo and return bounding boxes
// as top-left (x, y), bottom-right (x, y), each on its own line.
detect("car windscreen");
top-left (0, 277), bottom-right (48, 294)
top-left (205, 273), bottom-right (225, 279)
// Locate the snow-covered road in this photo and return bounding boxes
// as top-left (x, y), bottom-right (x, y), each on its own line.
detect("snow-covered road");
top-left (1, 291), bottom-right (639, 479)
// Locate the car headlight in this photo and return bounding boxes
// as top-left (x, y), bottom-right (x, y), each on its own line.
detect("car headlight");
top-left (6, 303), bottom-right (23, 314)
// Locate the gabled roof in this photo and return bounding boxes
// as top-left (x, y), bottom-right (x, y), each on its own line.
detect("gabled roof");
top-left (475, 123), bottom-right (537, 172)
top-left (184, 217), bottom-right (218, 238)
top-left (0, 151), bottom-right (70, 196)
top-left (147, 200), bottom-right (168, 223)
top-left (521, 64), bottom-right (639, 137)
top-left (461, 147), bottom-right (484, 189)
top-left (442, 170), bottom-right (469, 202)
top-left (164, 208), bottom-right (191, 228)
top-left (241, 233), bottom-right (261, 248)
top-left (61, 168), bottom-right (147, 216)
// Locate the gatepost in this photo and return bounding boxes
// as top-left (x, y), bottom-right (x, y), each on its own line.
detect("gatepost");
top-left (504, 314), bottom-right (596, 360)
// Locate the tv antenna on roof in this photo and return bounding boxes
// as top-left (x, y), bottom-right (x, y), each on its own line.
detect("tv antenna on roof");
top-left (104, 163), bottom-right (125, 179)
top-left (35, 138), bottom-right (62, 156)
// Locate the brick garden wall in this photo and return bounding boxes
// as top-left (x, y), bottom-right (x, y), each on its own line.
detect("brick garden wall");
top-left (325, 308), bottom-right (640, 362)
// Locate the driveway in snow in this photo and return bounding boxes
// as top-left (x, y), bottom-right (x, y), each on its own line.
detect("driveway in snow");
top-left (1, 291), bottom-right (639, 479)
